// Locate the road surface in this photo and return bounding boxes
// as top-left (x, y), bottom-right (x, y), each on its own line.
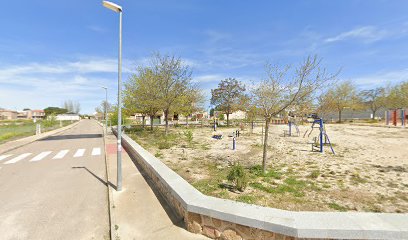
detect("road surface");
top-left (0, 120), bottom-right (109, 240)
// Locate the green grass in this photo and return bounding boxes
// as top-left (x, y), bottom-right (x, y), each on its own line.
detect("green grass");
top-left (236, 194), bottom-right (256, 204)
top-left (249, 176), bottom-right (319, 198)
top-left (328, 202), bottom-right (348, 211)
top-left (0, 120), bottom-right (71, 144)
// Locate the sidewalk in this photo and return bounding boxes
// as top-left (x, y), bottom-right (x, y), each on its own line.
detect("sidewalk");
top-left (105, 132), bottom-right (208, 240)
top-left (0, 121), bottom-right (80, 155)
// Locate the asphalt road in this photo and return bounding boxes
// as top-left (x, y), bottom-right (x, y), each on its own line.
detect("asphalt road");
top-left (0, 120), bottom-right (109, 240)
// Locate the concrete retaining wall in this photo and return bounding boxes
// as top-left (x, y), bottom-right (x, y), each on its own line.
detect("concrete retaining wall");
top-left (119, 131), bottom-right (408, 240)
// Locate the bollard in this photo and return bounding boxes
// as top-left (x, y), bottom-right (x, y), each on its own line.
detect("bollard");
top-left (288, 121), bottom-right (292, 136)
top-left (36, 124), bottom-right (41, 135)
top-left (233, 137), bottom-right (236, 150)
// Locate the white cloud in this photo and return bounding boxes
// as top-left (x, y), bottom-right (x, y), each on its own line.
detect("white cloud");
top-left (193, 74), bottom-right (225, 83)
top-left (0, 57), bottom-right (135, 113)
top-left (325, 26), bottom-right (388, 43)
top-left (87, 25), bottom-right (106, 33)
top-left (351, 68), bottom-right (408, 87)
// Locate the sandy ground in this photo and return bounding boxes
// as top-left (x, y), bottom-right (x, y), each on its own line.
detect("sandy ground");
top-left (131, 123), bottom-right (408, 213)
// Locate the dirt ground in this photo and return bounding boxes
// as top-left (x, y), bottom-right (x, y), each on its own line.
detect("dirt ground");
top-left (129, 123), bottom-right (408, 213)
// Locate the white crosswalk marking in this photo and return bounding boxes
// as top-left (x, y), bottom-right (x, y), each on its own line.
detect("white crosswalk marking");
top-left (4, 153), bottom-right (32, 164)
top-left (74, 149), bottom-right (85, 158)
top-left (30, 151), bottom-right (52, 162)
top-left (52, 150), bottom-right (69, 159)
top-left (0, 154), bottom-right (12, 161)
top-left (91, 148), bottom-right (101, 156)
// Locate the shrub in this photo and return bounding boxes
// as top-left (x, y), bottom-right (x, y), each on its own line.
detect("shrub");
top-left (42, 114), bottom-right (57, 128)
top-left (227, 163), bottom-right (248, 192)
top-left (308, 170), bottom-right (320, 179)
top-left (184, 129), bottom-right (193, 146)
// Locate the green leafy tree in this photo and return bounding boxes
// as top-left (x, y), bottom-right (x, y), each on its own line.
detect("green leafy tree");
top-left (178, 88), bottom-right (205, 126)
top-left (211, 78), bottom-right (246, 126)
top-left (386, 81), bottom-right (408, 109)
top-left (44, 107), bottom-right (68, 116)
top-left (152, 53), bottom-right (195, 134)
top-left (320, 81), bottom-right (357, 123)
top-left (124, 67), bottom-right (162, 130)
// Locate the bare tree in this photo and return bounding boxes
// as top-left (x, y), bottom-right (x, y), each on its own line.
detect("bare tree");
top-left (251, 56), bottom-right (337, 173)
top-left (63, 100), bottom-right (80, 113)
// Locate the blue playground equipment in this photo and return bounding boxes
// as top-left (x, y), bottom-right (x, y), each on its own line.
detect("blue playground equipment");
top-left (303, 118), bottom-right (335, 154)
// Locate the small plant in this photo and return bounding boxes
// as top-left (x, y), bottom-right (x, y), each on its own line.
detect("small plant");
top-left (328, 202), bottom-right (348, 211)
top-left (184, 129), bottom-right (193, 146)
top-left (227, 163), bottom-right (248, 192)
top-left (154, 152), bottom-right (163, 158)
top-left (308, 170), bottom-right (320, 179)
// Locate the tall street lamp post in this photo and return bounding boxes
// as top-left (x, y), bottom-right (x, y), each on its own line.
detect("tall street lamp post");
top-left (102, 0), bottom-right (123, 191)
top-left (101, 86), bottom-right (108, 134)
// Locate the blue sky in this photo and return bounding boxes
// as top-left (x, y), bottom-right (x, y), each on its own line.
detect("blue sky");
top-left (1, 0), bottom-right (408, 113)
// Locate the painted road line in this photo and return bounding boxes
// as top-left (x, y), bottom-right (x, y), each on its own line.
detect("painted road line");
top-left (0, 154), bottom-right (13, 161)
top-left (30, 151), bottom-right (52, 162)
top-left (74, 149), bottom-right (85, 158)
top-left (52, 150), bottom-right (69, 159)
top-left (4, 153), bottom-right (32, 164)
top-left (91, 148), bottom-right (101, 156)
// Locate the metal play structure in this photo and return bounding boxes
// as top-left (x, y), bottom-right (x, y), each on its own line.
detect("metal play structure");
top-left (283, 121), bottom-right (300, 137)
top-left (303, 118), bottom-right (335, 154)
top-left (385, 109), bottom-right (406, 127)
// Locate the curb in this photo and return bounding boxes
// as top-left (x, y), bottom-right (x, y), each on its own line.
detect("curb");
top-left (100, 122), bottom-right (116, 240)
top-left (0, 120), bottom-right (81, 155)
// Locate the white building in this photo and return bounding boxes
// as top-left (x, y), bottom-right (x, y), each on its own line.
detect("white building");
top-left (225, 110), bottom-right (247, 120)
top-left (56, 113), bottom-right (80, 121)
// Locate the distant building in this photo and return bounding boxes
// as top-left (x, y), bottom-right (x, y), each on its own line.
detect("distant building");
top-left (56, 113), bottom-right (80, 121)
top-left (30, 110), bottom-right (45, 120)
top-left (15, 109), bottom-right (45, 120)
top-left (0, 110), bottom-right (18, 120)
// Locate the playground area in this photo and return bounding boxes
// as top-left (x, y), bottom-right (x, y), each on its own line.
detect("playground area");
top-left (129, 122), bottom-right (408, 213)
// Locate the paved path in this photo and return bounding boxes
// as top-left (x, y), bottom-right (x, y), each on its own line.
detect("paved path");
top-left (106, 132), bottom-right (208, 240)
top-left (0, 120), bottom-right (109, 240)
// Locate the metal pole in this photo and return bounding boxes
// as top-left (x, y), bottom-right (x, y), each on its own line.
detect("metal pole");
top-left (105, 88), bottom-right (108, 134)
top-left (117, 10), bottom-right (123, 191)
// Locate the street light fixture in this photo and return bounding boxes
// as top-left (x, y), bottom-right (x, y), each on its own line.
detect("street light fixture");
top-left (100, 86), bottom-right (108, 134)
top-left (102, 0), bottom-right (123, 191)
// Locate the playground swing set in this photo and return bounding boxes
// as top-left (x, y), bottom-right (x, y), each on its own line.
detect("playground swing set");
top-left (303, 118), bottom-right (335, 154)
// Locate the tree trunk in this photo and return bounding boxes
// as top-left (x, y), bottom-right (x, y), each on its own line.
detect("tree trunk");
top-left (142, 116), bottom-right (145, 128)
top-left (164, 110), bottom-right (169, 135)
top-left (186, 116), bottom-right (189, 126)
top-left (372, 110), bottom-right (376, 119)
top-left (262, 118), bottom-right (270, 173)
top-left (150, 115), bottom-right (154, 131)
top-left (227, 113), bottom-right (230, 127)
top-left (338, 110), bottom-right (342, 123)
top-left (251, 121), bottom-right (254, 134)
